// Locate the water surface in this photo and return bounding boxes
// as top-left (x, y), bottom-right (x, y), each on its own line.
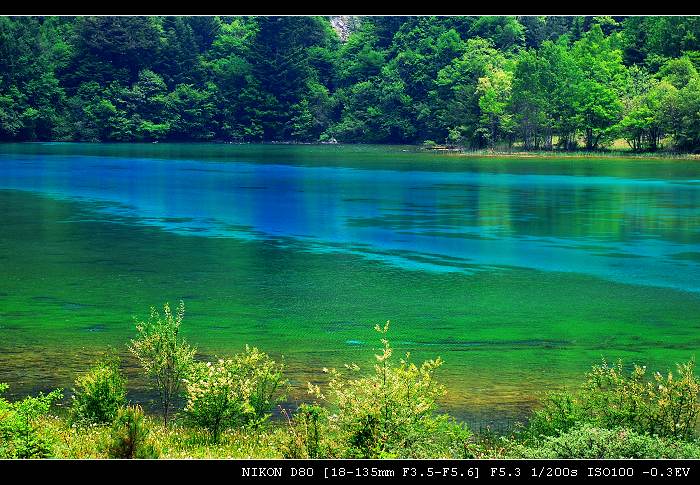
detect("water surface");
top-left (1, 143), bottom-right (699, 423)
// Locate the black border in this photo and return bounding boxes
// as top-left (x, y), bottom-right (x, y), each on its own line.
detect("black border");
top-left (4, 458), bottom-right (699, 482)
top-left (2, 8), bottom-right (700, 479)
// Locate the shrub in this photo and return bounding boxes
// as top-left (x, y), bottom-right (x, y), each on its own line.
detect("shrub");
top-left (183, 346), bottom-right (287, 443)
top-left (306, 321), bottom-right (471, 458)
top-left (282, 404), bottom-right (333, 458)
top-left (234, 345), bottom-right (287, 420)
top-left (526, 359), bottom-right (700, 440)
top-left (523, 390), bottom-right (584, 439)
top-left (106, 405), bottom-right (159, 459)
top-left (183, 359), bottom-right (252, 443)
top-left (512, 425), bottom-right (700, 459)
top-left (581, 359), bottom-right (699, 439)
top-left (70, 355), bottom-right (127, 425)
top-left (410, 415), bottom-right (473, 459)
top-left (129, 300), bottom-right (196, 426)
top-left (0, 383), bottom-right (63, 458)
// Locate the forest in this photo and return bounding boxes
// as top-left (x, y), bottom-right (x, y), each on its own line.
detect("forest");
top-left (1, 16), bottom-right (700, 152)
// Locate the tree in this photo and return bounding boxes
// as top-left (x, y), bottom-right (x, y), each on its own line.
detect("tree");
top-left (129, 301), bottom-right (196, 426)
top-left (247, 16), bottom-right (337, 140)
top-left (476, 67), bottom-right (514, 147)
top-left (510, 48), bottom-right (551, 149)
top-left (434, 38), bottom-right (506, 147)
top-left (571, 25), bottom-right (625, 149)
top-left (166, 84), bottom-right (217, 140)
top-left (1, 16), bottom-right (700, 151)
top-left (618, 74), bottom-right (674, 152)
top-left (673, 77), bottom-right (700, 151)
top-left (658, 57), bottom-right (699, 89)
top-left (67, 16), bottom-right (162, 87)
top-left (469, 16), bottom-right (525, 51)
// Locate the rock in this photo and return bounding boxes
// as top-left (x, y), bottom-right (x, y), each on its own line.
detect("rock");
top-left (329, 16), bottom-right (360, 42)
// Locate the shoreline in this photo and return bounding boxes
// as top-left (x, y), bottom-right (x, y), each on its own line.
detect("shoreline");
top-left (431, 148), bottom-right (700, 161)
top-left (3, 141), bottom-right (700, 161)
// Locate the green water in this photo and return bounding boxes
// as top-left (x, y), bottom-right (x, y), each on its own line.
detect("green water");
top-left (1, 143), bottom-right (699, 423)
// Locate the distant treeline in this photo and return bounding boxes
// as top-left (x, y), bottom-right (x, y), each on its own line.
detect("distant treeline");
top-left (2, 16), bottom-right (700, 152)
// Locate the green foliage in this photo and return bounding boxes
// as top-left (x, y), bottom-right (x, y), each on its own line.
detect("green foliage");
top-left (513, 425), bottom-right (700, 458)
top-left (2, 336), bottom-right (700, 459)
top-left (305, 321), bottom-right (472, 458)
top-left (476, 67), bottom-right (515, 147)
top-left (282, 403), bottom-right (332, 458)
top-left (470, 16), bottom-right (525, 51)
top-left (523, 390), bottom-right (583, 438)
top-left (105, 405), bottom-right (159, 458)
top-left (526, 359), bottom-right (700, 440)
top-left (70, 354), bottom-right (127, 426)
top-left (183, 346), bottom-right (287, 442)
top-left (0, 383), bottom-right (63, 458)
top-left (2, 15), bottom-right (700, 151)
top-left (129, 301), bottom-right (196, 426)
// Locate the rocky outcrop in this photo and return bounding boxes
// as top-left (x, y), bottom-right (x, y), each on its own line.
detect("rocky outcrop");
top-left (329, 16), bottom-right (360, 42)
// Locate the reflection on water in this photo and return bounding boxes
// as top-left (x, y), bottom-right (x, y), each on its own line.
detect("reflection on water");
top-left (2, 149), bottom-right (700, 290)
top-left (1, 143), bottom-right (700, 421)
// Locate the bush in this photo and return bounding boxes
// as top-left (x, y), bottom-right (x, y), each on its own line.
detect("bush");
top-left (234, 345), bottom-right (288, 420)
top-left (183, 346), bottom-right (287, 442)
top-left (0, 383), bottom-right (63, 458)
top-left (70, 355), bottom-right (127, 425)
top-left (512, 425), bottom-right (700, 459)
top-left (526, 359), bottom-right (700, 440)
top-left (582, 359), bottom-right (699, 439)
top-left (129, 300), bottom-right (196, 426)
top-left (306, 321), bottom-right (471, 458)
top-left (523, 390), bottom-right (584, 439)
top-left (106, 405), bottom-right (159, 459)
top-left (282, 404), bottom-right (333, 458)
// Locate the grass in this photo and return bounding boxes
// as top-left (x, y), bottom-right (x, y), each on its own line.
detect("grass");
top-left (37, 412), bottom-right (700, 459)
top-left (40, 413), bottom-right (288, 458)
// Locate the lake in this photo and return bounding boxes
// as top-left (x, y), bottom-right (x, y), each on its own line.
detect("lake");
top-left (1, 143), bottom-right (699, 424)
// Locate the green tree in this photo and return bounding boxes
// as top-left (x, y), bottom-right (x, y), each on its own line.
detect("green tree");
top-left (167, 84), bottom-right (217, 140)
top-left (571, 25), bottom-right (626, 149)
top-left (434, 38), bottom-right (507, 147)
top-left (469, 16), bottom-right (525, 51)
top-left (476, 67), bottom-right (514, 147)
top-left (129, 301), bottom-right (196, 426)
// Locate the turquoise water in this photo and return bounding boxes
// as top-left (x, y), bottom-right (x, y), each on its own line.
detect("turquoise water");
top-left (1, 143), bottom-right (699, 422)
